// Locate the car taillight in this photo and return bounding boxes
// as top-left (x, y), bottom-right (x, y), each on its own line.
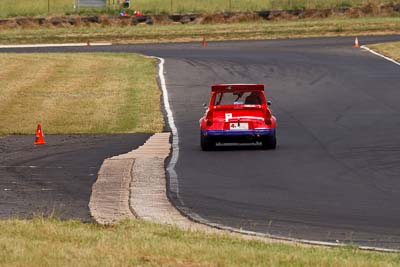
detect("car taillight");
top-left (265, 109), bottom-right (272, 125)
top-left (206, 110), bottom-right (213, 126)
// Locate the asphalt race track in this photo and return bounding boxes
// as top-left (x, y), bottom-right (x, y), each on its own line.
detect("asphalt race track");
top-left (0, 134), bottom-right (150, 221)
top-left (1, 35), bottom-right (400, 248)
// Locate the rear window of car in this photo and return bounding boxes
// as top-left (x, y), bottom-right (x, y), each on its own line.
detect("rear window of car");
top-left (214, 91), bottom-right (262, 106)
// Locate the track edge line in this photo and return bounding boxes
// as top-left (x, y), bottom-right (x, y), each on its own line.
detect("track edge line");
top-left (361, 45), bottom-right (400, 67)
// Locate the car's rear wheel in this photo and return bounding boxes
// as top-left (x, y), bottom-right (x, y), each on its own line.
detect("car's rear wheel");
top-left (262, 132), bottom-right (276, 150)
top-left (201, 132), bottom-right (215, 151)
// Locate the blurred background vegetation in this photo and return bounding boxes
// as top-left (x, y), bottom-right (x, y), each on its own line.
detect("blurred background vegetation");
top-left (0, 0), bottom-right (397, 18)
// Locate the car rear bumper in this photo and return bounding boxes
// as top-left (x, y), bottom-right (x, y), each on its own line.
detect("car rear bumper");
top-left (202, 128), bottom-right (275, 137)
top-left (202, 129), bottom-right (275, 144)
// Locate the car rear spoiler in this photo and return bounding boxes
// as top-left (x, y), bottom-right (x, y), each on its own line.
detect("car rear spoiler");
top-left (211, 84), bottom-right (264, 92)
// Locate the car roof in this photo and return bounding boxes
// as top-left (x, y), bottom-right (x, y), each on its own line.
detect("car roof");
top-left (211, 84), bottom-right (264, 92)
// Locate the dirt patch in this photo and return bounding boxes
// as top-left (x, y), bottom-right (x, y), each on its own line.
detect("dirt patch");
top-left (0, 2), bottom-right (399, 30)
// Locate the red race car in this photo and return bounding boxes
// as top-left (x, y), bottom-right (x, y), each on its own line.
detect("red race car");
top-left (199, 84), bottom-right (277, 151)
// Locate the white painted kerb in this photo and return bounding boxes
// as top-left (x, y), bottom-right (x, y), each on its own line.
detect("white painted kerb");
top-left (152, 56), bottom-right (182, 205)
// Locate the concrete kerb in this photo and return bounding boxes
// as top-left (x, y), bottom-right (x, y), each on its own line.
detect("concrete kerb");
top-left (89, 132), bottom-right (210, 229)
top-left (89, 157), bottom-right (135, 225)
top-left (89, 132), bottom-right (172, 225)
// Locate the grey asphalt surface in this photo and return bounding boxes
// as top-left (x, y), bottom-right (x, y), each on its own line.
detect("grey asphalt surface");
top-left (1, 35), bottom-right (400, 248)
top-left (0, 134), bottom-right (150, 221)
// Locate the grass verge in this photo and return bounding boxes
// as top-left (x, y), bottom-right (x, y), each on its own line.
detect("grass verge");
top-left (0, 16), bottom-right (399, 45)
top-left (367, 41), bottom-right (400, 62)
top-left (0, 53), bottom-right (163, 135)
top-left (0, 218), bottom-right (399, 267)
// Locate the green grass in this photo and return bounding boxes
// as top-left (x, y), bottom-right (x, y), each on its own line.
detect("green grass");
top-left (0, 16), bottom-right (399, 45)
top-left (0, 53), bottom-right (163, 135)
top-left (0, 0), bottom-right (75, 17)
top-left (0, 218), bottom-right (399, 267)
top-left (368, 41), bottom-right (400, 62)
top-left (0, 0), bottom-right (397, 17)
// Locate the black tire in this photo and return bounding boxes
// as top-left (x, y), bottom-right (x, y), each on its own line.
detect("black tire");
top-left (201, 132), bottom-right (215, 151)
top-left (262, 132), bottom-right (277, 150)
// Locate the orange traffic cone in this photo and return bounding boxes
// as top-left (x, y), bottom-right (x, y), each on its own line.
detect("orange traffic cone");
top-left (354, 37), bottom-right (359, 48)
top-left (34, 124), bottom-right (46, 145)
top-left (202, 36), bottom-right (207, 47)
